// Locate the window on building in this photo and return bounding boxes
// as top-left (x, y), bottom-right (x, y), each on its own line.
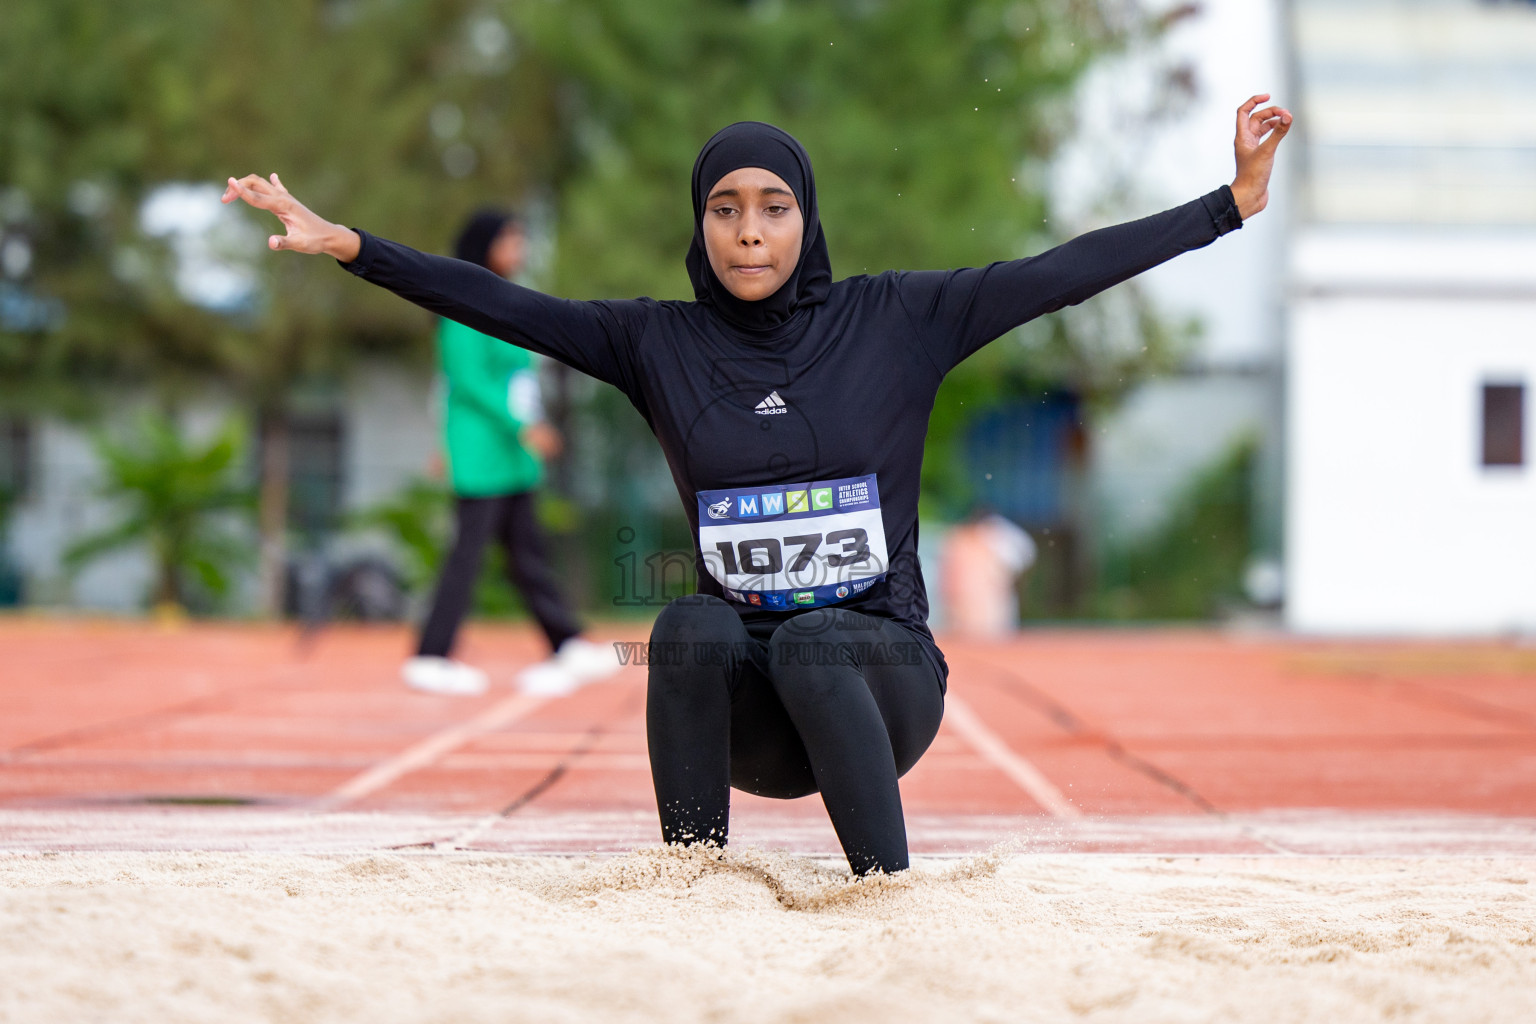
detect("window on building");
top-left (289, 412), bottom-right (345, 534)
top-left (1482, 383), bottom-right (1525, 467)
top-left (0, 418), bottom-right (31, 499)
top-left (260, 411), bottom-right (346, 535)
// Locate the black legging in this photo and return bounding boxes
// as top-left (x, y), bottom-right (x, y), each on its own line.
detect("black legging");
top-left (417, 492), bottom-right (582, 657)
top-left (645, 594), bottom-right (945, 875)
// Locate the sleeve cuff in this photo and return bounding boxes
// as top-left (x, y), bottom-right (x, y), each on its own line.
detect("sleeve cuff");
top-left (1202, 186), bottom-right (1244, 236)
top-left (339, 228), bottom-right (375, 276)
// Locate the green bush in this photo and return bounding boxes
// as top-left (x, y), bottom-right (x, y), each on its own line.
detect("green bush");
top-left (64, 414), bottom-right (254, 613)
top-left (1092, 437), bottom-right (1256, 620)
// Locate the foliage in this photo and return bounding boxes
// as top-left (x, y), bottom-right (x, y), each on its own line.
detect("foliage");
top-left (346, 478), bottom-right (534, 618)
top-left (1091, 435), bottom-right (1255, 620)
top-left (1, 0), bottom-right (569, 611)
top-left (346, 478), bottom-right (451, 593)
top-left (0, 0), bottom-right (564, 396)
top-left (63, 414), bottom-right (253, 611)
top-left (513, 1), bottom-right (1134, 292)
top-left (507, 0), bottom-right (1192, 519)
top-left (3, 0), bottom-right (1201, 614)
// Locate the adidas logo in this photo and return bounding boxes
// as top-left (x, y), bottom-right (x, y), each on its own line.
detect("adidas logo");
top-left (754, 391), bottom-right (788, 415)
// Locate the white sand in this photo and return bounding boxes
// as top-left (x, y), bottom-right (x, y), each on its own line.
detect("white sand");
top-left (2, 848), bottom-right (1534, 1023)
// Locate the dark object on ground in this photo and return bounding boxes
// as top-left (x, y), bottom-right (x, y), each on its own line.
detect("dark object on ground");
top-left (288, 552), bottom-right (409, 637)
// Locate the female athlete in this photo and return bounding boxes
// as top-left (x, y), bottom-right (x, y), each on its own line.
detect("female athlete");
top-left (225, 94), bottom-right (1290, 874)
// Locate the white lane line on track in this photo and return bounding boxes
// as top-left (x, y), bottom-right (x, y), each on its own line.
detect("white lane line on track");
top-left (944, 693), bottom-right (1083, 819)
top-left (318, 692), bottom-right (548, 809)
top-left (441, 810), bottom-right (506, 850)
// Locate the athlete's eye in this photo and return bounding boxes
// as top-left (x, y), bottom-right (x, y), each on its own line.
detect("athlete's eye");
top-left (712, 205), bottom-right (736, 217)
top-left (766, 205), bottom-right (787, 215)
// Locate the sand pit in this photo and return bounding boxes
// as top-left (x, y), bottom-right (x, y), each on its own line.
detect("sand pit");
top-left (2, 848), bottom-right (1534, 1023)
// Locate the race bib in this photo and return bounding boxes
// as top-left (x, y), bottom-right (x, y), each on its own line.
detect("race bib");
top-left (696, 474), bottom-right (889, 609)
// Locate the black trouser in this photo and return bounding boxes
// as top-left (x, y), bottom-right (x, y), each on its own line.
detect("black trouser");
top-left (645, 594), bottom-right (945, 875)
top-left (416, 492), bottom-right (582, 657)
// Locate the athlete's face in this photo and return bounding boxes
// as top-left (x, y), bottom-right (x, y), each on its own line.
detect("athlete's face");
top-left (702, 167), bottom-right (803, 302)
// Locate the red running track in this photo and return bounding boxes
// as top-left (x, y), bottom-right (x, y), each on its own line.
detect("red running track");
top-left (3, 618), bottom-right (1535, 856)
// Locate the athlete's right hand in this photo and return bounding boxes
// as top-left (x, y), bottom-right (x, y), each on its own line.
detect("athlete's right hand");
top-left (221, 173), bottom-right (361, 262)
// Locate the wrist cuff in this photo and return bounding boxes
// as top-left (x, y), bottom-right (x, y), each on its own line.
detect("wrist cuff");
top-left (1203, 185), bottom-right (1244, 236)
top-left (340, 229), bottom-right (374, 275)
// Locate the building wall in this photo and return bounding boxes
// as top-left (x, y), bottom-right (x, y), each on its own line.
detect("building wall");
top-left (10, 417), bottom-right (152, 610)
top-left (1285, 0), bottom-right (1536, 634)
top-left (343, 364), bottom-right (437, 513)
top-left (1287, 288), bottom-right (1536, 633)
top-left (1293, 0), bottom-right (1536, 228)
top-left (1287, 227), bottom-right (1536, 634)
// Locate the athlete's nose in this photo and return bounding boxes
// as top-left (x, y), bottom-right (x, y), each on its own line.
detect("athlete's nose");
top-left (739, 211), bottom-right (764, 246)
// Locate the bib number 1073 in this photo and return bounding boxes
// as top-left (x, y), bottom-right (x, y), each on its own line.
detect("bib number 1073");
top-left (713, 528), bottom-right (870, 576)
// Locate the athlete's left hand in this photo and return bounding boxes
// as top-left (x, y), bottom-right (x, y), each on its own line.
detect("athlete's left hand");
top-left (1230, 94), bottom-right (1292, 221)
top-left (221, 172), bottom-right (361, 262)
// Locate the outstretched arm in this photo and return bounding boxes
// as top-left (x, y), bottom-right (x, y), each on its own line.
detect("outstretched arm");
top-left (898, 94), bottom-right (1293, 374)
top-left (222, 174), bottom-right (361, 261)
top-left (221, 174), bottom-right (643, 395)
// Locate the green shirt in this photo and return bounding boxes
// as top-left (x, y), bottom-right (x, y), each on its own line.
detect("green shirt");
top-left (437, 317), bottom-right (544, 497)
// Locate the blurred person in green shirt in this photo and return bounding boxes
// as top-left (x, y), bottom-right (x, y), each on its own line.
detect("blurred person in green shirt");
top-left (402, 210), bottom-right (617, 696)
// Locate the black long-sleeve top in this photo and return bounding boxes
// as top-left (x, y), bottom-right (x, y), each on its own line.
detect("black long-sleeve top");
top-left (346, 187), bottom-right (1243, 680)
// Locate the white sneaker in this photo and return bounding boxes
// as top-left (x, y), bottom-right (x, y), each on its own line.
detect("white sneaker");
top-left (517, 661), bottom-right (580, 697)
top-left (554, 637), bottom-right (623, 682)
top-left (401, 656), bottom-right (488, 696)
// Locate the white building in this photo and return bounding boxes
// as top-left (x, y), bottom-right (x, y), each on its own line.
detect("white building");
top-left (1285, 0), bottom-right (1536, 633)
top-left (1055, 0), bottom-right (1290, 578)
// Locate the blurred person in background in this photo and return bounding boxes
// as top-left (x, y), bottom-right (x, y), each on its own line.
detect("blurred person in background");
top-left (940, 509), bottom-right (1036, 638)
top-left (401, 209), bottom-right (617, 697)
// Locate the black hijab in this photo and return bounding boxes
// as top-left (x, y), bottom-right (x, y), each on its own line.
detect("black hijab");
top-left (453, 208), bottom-right (518, 271)
top-left (686, 122), bottom-right (832, 332)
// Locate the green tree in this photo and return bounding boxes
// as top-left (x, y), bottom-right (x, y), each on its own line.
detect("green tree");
top-left (5, 0), bottom-right (1195, 617)
top-left (63, 415), bottom-right (252, 612)
top-left (510, 0), bottom-right (1191, 522)
top-left (0, 0), bottom-right (564, 613)
top-left (1092, 436), bottom-right (1256, 620)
